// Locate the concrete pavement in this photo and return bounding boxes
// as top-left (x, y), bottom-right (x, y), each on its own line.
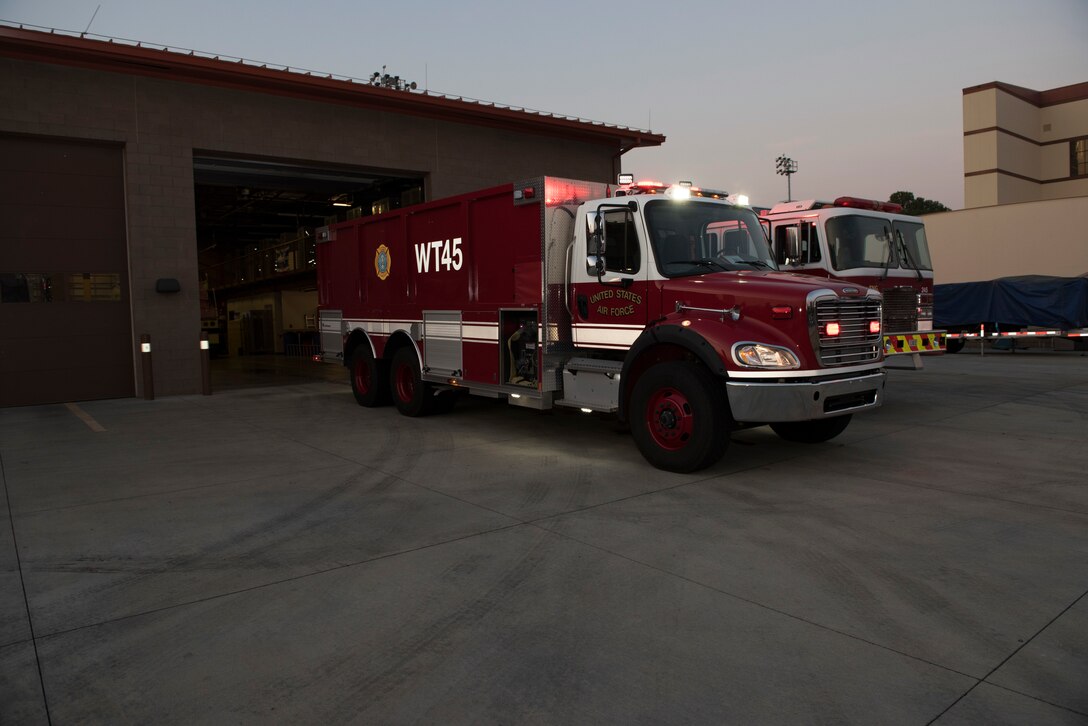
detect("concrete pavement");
top-left (2, 351), bottom-right (1087, 724)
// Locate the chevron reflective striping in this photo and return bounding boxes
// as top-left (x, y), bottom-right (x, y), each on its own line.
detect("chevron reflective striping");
top-left (883, 332), bottom-right (944, 355)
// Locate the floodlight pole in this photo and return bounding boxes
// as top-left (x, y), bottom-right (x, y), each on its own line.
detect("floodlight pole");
top-left (775, 155), bottom-right (798, 201)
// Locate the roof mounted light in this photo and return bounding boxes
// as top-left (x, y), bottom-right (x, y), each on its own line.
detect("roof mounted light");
top-left (665, 184), bottom-right (691, 200)
top-left (614, 178), bottom-right (730, 199)
top-left (834, 196), bottom-right (903, 213)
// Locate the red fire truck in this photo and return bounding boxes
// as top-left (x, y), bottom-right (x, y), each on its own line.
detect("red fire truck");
top-left (317, 177), bottom-right (886, 472)
top-left (761, 198), bottom-right (945, 365)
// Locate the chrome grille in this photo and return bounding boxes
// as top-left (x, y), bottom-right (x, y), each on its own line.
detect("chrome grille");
top-left (814, 296), bottom-right (883, 366)
top-left (882, 286), bottom-right (918, 333)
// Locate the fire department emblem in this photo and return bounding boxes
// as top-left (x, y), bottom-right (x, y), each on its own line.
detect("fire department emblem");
top-left (374, 244), bottom-right (391, 280)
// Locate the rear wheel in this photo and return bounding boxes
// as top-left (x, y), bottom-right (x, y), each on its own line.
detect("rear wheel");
top-left (390, 347), bottom-right (434, 417)
top-left (770, 415), bottom-right (851, 443)
top-left (945, 337), bottom-right (966, 354)
top-left (349, 345), bottom-right (390, 407)
top-left (630, 361), bottom-right (729, 473)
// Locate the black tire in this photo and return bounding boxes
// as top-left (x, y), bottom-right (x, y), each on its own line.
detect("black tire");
top-left (349, 345), bottom-right (390, 407)
top-left (629, 361), bottom-right (730, 473)
top-left (770, 415), bottom-right (851, 443)
top-left (945, 337), bottom-right (966, 354)
top-left (389, 347), bottom-right (434, 417)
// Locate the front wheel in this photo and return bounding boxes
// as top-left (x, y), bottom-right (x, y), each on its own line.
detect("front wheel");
top-left (770, 415), bottom-right (851, 443)
top-left (945, 337), bottom-right (966, 354)
top-left (630, 361), bottom-right (730, 473)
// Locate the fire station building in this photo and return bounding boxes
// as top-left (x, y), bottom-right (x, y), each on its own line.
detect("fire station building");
top-left (0, 23), bottom-right (663, 406)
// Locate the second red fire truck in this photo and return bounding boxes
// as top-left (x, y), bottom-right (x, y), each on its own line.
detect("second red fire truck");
top-left (318, 177), bottom-right (886, 472)
top-left (760, 197), bottom-right (945, 365)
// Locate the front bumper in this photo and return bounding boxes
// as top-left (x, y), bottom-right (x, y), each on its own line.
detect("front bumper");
top-left (726, 371), bottom-right (886, 423)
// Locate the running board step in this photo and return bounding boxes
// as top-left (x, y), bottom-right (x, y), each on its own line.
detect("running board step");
top-left (554, 358), bottom-right (622, 412)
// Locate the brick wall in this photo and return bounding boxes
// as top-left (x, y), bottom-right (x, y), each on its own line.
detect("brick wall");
top-left (0, 56), bottom-right (616, 396)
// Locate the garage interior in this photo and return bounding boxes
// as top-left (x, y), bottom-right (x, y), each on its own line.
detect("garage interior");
top-left (194, 156), bottom-right (423, 361)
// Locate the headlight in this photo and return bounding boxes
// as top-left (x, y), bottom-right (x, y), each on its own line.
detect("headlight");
top-left (917, 292), bottom-right (934, 321)
top-left (732, 342), bottom-right (800, 369)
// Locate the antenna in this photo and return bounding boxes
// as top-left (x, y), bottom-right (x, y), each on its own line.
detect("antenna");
top-left (83, 4), bottom-right (101, 35)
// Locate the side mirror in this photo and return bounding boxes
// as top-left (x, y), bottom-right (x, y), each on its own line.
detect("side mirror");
top-left (586, 211), bottom-right (605, 257)
top-left (586, 255), bottom-right (605, 276)
top-left (784, 227), bottom-right (801, 262)
top-left (786, 237), bottom-right (801, 262)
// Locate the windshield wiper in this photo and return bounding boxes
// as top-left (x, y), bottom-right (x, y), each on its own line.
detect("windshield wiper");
top-left (743, 259), bottom-right (774, 270)
top-left (880, 230), bottom-right (894, 281)
top-left (672, 258), bottom-right (729, 272)
top-left (895, 231), bottom-right (924, 280)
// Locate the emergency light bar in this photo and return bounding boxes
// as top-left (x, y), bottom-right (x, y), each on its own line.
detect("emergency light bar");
top-left (615, 177), bottom-right (731, 201)
top-left (766, 197), bottom-right (904, 215)
top-left (833, 196), bottom-right (903, 213)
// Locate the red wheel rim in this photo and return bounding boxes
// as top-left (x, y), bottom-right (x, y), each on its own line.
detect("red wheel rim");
top-left (645, 386), bottom-right (694, 451)
top-left (352, 357), bottom-right (371, 394)
top-left (394, 361), bottom-right (415, 402)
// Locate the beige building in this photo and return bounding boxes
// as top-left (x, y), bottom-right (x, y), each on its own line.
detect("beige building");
top-left (926, 81), bottom-right (1088, 285)
top-left (963, 80), bottom-right (1088, 208)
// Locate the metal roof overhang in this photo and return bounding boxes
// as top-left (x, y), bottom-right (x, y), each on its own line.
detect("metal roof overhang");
top-left (0, 25), bottom-right (666, 151)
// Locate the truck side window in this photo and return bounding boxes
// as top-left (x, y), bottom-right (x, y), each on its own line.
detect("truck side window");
top-left (603, 209), bottom-right (640, 274)
top-left (774, 223), bottom-right (821, 265)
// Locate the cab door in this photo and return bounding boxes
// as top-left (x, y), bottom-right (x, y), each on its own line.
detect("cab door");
top-left (569, 205), bottom-right (650, 350)
top-left (773, 220), bottom-right (827, 276)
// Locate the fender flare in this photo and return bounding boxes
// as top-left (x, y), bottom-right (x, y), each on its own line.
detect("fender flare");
top-left (345, 328), bottom-right (422, 368)
top-left (383, 330), bottom-right (422, 366)
top-left (618, 324), bottom-right (728, 421)
top-left (344, 328), bottom-right (376, 367)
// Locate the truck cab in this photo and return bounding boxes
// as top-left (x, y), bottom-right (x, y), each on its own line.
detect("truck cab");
top-left (563, 181), bottom-right (885, 469)
top-left (761, 197), bottom-right (945, 361)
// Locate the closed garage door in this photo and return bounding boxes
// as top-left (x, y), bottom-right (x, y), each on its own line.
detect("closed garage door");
top-left (0, 136), bottom-right (133, 406)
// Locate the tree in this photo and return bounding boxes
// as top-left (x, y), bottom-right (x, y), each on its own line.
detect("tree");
top-left (889, 191), bottom-right (950, 215)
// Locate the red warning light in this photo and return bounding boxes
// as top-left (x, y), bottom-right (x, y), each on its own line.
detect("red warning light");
top-left (833, 196), bottom-right (903, 213)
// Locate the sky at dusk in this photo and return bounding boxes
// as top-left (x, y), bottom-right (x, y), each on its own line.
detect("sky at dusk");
top-left (4, 0), bottom-right (1086, 209)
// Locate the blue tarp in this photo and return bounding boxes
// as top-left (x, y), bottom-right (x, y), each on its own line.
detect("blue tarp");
top-left (934, 275), bottom-right (1088, 330)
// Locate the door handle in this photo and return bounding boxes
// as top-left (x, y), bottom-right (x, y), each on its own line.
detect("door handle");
top-left (576, 294), bottom-right (588, 318)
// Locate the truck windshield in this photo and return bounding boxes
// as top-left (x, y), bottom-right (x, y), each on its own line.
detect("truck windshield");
top-left (644, 200), bottom-right (776, 277)
top-left (825, 215), bottom-right (893, 271)
top-left (893, 221), bottom-right (933, 271)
